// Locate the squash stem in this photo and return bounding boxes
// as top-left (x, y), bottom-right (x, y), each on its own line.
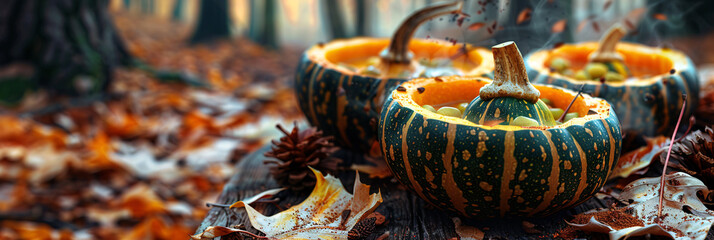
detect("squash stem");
top-left (380, 1), bottom-right (463, 64)
top-left (589, 24), bottom-right (626, 62)
top-left (657, 95), bottom-right (687, 220)
top-left (479, 41), bottom-right (540, 103)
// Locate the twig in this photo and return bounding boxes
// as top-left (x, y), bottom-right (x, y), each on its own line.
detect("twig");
top-left (206, 202), bottom-right (232, 208)
top-left (558, 84), bottom-right (586, 122)
top-left (674, 116), bottom-right (696, 143)
top-left (657, 95), bottom-right (687, 219)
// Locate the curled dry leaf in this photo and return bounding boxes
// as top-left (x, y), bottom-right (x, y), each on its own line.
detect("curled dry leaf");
top-left (239, 188), bottom-right (285, 206)
top-left (551, 19), bottom-right (567, 33)
top-left (576, 19), bottom-right (590, 33)
top-left (516, 8), bottom-right (531, 24)
top-left (621, 173), bottom-right (713, 239)
top-left (653, 13), bottom-right (668, 21)
top-left (191, 226), bottom-right (252, 240)
top-left (603, 0), bottom-right (612, 11)
top-left (567, 214), bottom-right (669, 240)
top-left (219, 168), bottom-right (383, 239)
top-left (351, 141), bottom-right (392, 179)
top-left (452, 217), bottom-right (484, 240)
top-left (467, 22), bottom-right (485, 31)
top-left (610, 136), bottom-right (669, 179)
top-left (350, 157), bottom-right (392, 179)
top-left (570, 173), bottom-right (714, 239)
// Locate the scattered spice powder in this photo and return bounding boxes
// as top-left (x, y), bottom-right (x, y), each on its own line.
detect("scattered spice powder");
top-left (555, 207), bottom-right (644, 239)
top-left (571, 207), bottom-right (644, 230)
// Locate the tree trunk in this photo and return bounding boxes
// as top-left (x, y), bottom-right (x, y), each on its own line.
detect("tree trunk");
top-left (355, 0), bottom-right (367, 36)
top-left (0, 0), bottom-right (132, 97)
top-left (322, 0), bottom-right (348, 39)
top-left (172, 0), bottom-right (185, 21)
top-left (248, 0), bottom-right (278, 49)
top-left (189, 0), bottom-right (231, 44)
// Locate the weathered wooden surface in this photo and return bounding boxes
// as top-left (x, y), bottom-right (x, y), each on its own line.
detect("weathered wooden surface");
top-left (195, 145), bottom-right (714, 239)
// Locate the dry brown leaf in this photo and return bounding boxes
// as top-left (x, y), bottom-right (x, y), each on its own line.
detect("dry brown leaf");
top-left (571, 173), bottom-right (714, 239)
top-left (603, 0), bottom-right (612, 11)
top-left (121, 216), bottom-right (193, 240)
top-left (191, 226), bottom-right (249, 239)
top-left (467, 22), bottom-right (485, 31)
top-left (551, 19), bottom-right (567, 33)
top-left (1, 221), bottom-right (73, 240)
top-left (576, 19), bottom-right (590, 33)
top-left (623, 7), bottom-right (647, 29)
top-left (516, 8), bottom-right (531, 24)
top-left (452, 217), bottom-right (484, 240)
top-left (610, 136), bottom-right (669, 179)
top-left (119, 183), bottom-right (167, 218)
top-left (351, 155), bottom-right (392, 179)
top-left (83, 132), bottom-right (124, 171)
top-left (653, 13), bottom-right (668, 21)
top-left (610, 173), bottom-right (714, 239)
top-left (227, 168), bottom-right (382, 239)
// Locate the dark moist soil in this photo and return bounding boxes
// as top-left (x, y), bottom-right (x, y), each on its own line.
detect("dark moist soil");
top-left (554, 207), bottom-right (644, 239)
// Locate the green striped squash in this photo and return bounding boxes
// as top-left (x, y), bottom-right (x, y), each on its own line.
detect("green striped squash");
top-left (525, 42), bottom-right (698, 136)
top-left (295, 38), bottom-right (493, 152)
top-left (463, 97), bottom-right (555, 126)
top-left (379, 76), bottom-right (621, 218)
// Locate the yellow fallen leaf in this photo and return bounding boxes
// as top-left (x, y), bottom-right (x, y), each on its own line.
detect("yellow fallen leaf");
top-left (228, 167), bottom-right (382, 239)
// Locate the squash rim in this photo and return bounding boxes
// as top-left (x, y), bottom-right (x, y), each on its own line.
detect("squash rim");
top-left (526, 41), bottom-right (690, 87)
top-left (305, 37), bottom-right (495, 78)
top-left (390, 76), bottom-right (615, 131)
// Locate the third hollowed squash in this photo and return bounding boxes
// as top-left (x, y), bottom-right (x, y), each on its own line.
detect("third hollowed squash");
top-left (525, 26), bottom-right (698, 136)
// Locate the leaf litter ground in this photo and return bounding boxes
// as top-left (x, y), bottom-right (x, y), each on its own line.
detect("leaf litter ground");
top-left (0, 11), bottom-right (303, 239)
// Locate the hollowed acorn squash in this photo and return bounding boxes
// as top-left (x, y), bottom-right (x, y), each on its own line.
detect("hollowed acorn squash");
top-left (525, 38), bottom-right (698, 136)
top-left (295, 2), bottom-right (494, 152)
top-left (379, 42), bottom-right (621, 218)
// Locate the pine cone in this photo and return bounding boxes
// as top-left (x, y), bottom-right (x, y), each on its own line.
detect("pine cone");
top-left (264, 123), bottom-right (339, 191)
top-left (662, 126), bottom-right (714, 187)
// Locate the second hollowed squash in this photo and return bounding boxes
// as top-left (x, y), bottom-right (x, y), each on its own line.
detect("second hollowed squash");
top-left (295, 2), bottom-right (494, 152)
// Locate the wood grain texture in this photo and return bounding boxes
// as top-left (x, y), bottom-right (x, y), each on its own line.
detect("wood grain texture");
top-left (194, 145), bottom-right (714, 239)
